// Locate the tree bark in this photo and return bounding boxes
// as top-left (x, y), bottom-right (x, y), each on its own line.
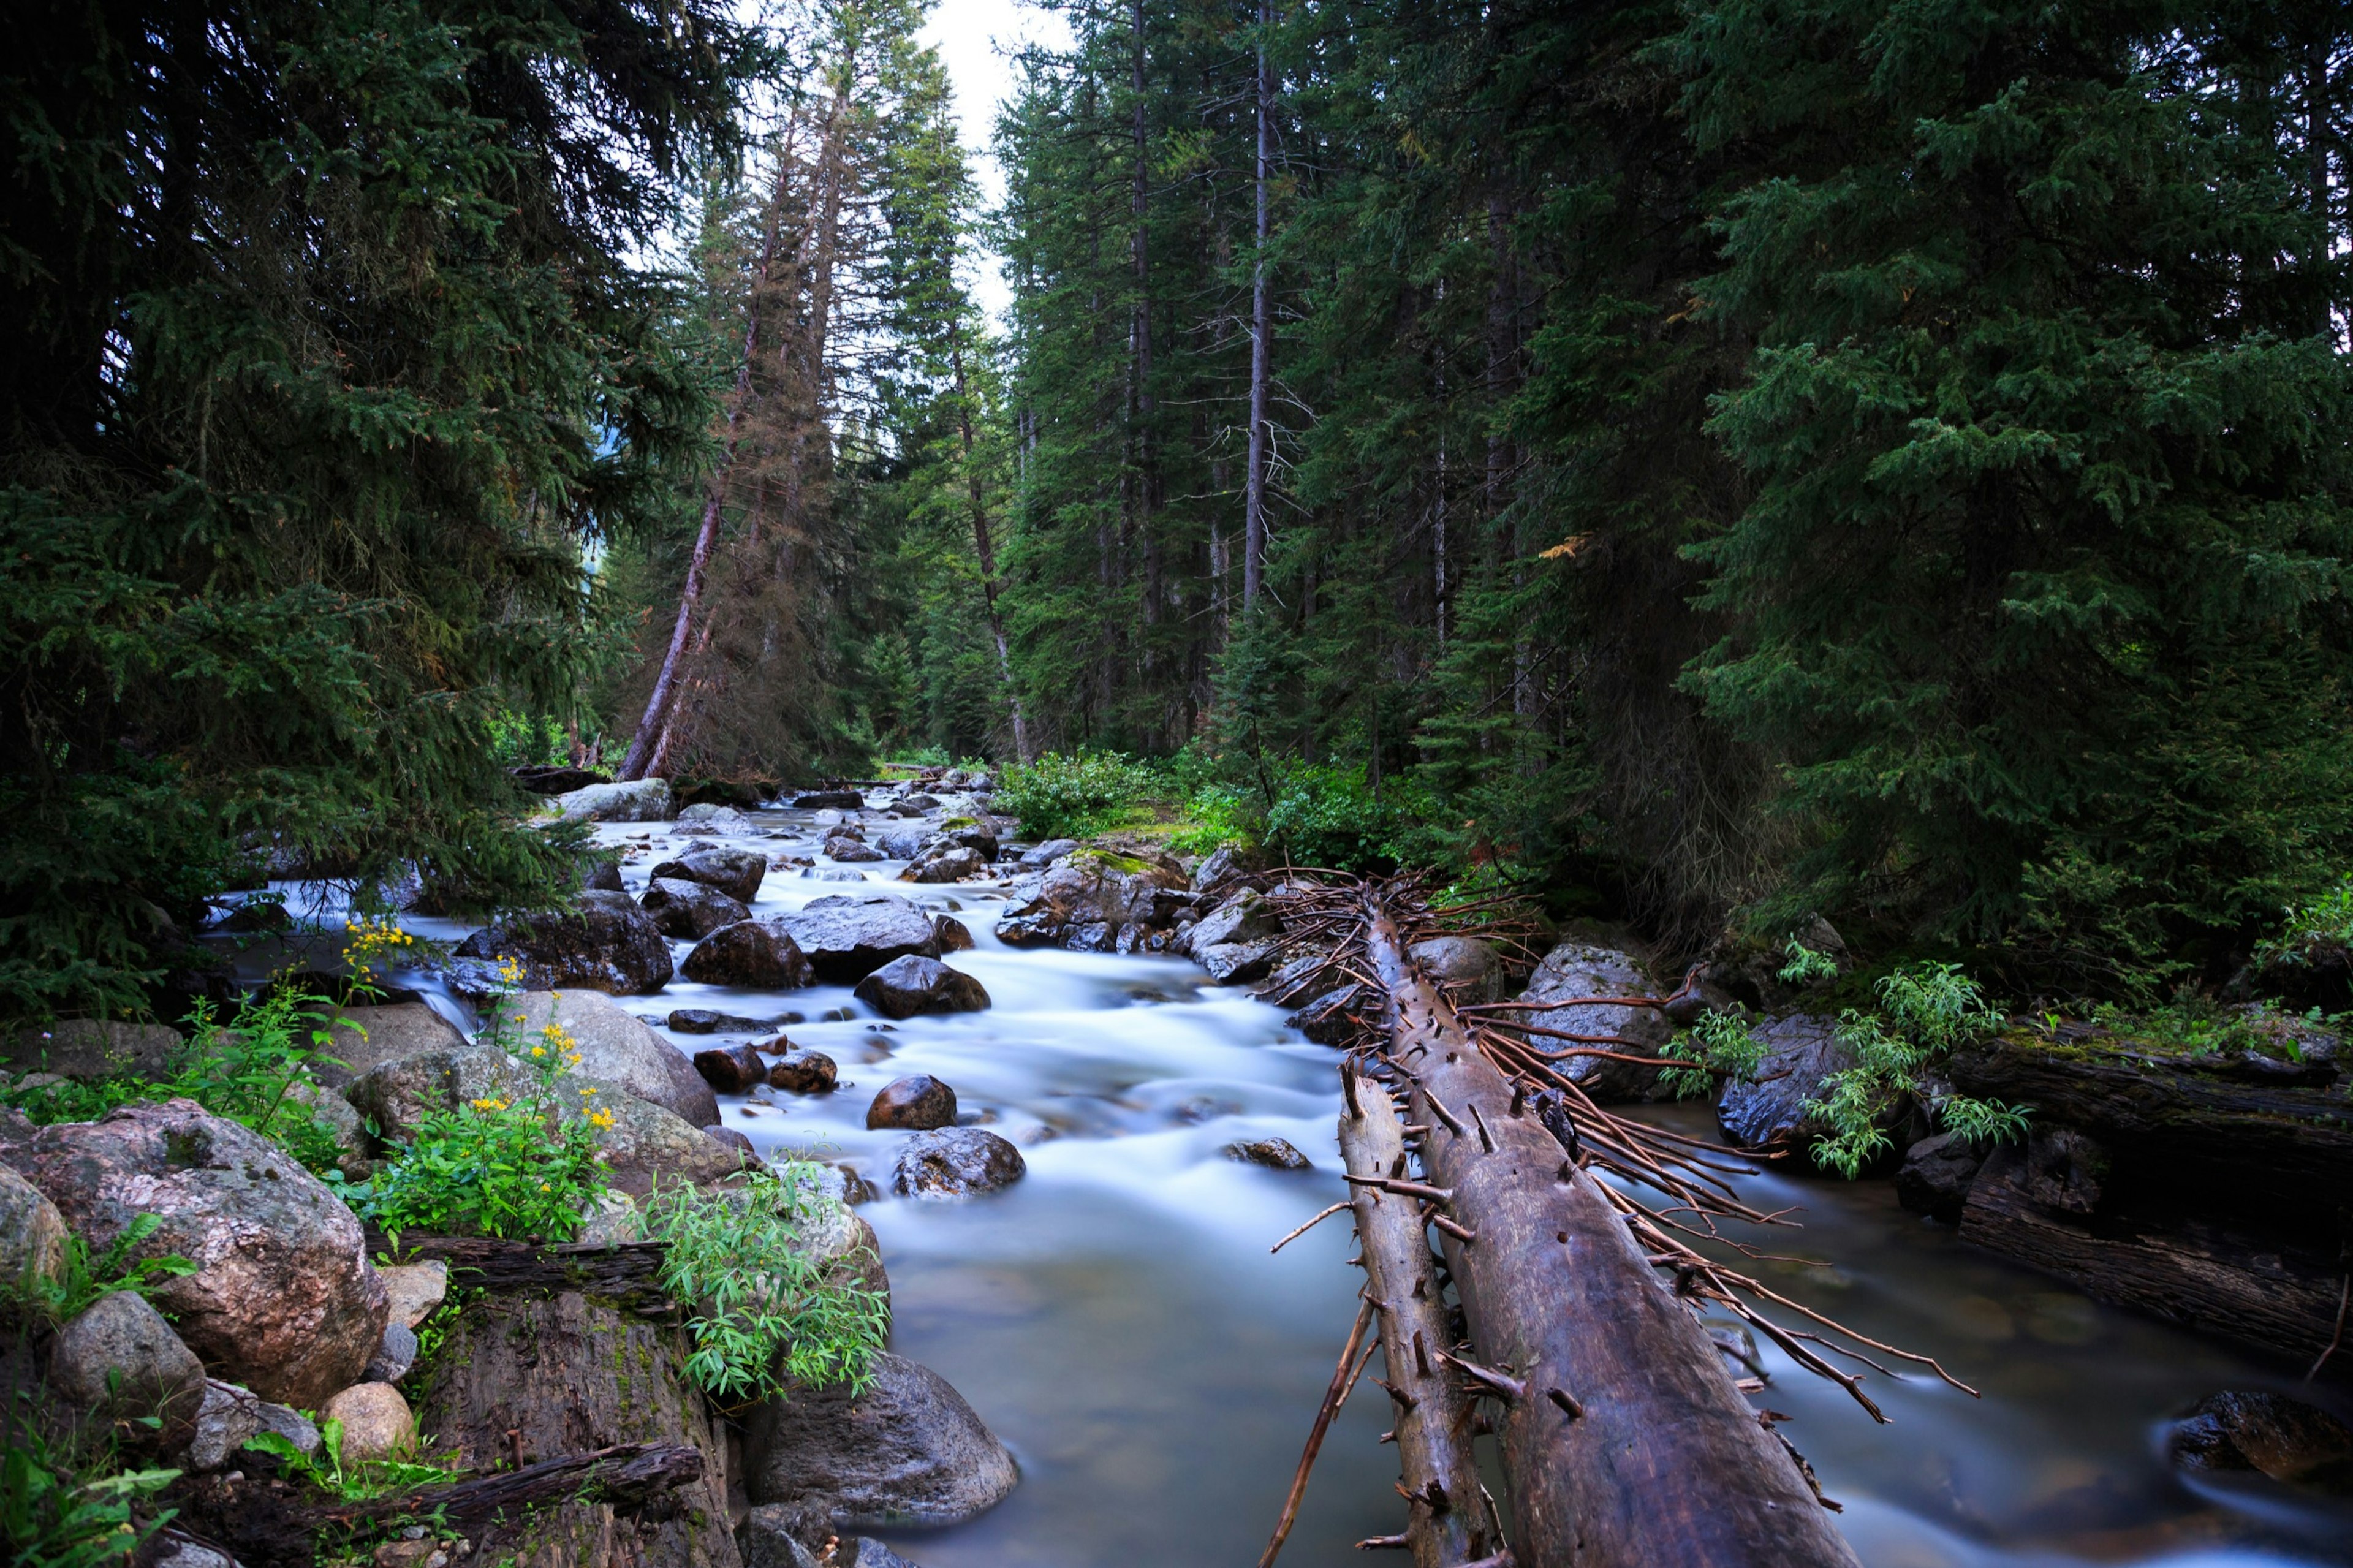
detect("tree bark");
top-left (1363, 902), bottom-right (1860, 1567)
top-left (1244, 0), bottom-right (1274, 612)
top-left (952, 338), bottom-right (1033, 761)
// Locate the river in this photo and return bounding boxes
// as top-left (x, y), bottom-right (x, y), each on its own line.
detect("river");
top-left (254, 803), bottom-right (2352, 1568)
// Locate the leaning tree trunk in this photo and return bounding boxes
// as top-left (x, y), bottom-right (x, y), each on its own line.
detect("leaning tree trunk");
top-left (414, 1290), bottom-right (742, 1568)
top-left (1363, 902), bottom-right (1860, 1567)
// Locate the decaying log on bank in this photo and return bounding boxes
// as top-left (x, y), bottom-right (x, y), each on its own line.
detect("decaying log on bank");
top-left (310, 1442), bottom-right (707, 1529)
top-left (1339, 1059), bottom-right (1495, 1567)
top-left (414, 1289), bottom-right (743, 1567)
top-left (1362, 903), bottom-right (1861, 1568)
top-left (368, 1230), bottom-right (677, 1315)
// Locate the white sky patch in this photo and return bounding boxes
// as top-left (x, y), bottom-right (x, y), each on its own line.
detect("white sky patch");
top-left (919, 0), bottom-right (1069, 323)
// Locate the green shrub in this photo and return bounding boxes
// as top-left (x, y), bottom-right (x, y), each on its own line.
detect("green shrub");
top-left (995, 751), bottom-right (1154, 839)
top-left (643, 1164), bottom-right (890, 1404)
top-left (1165, 782), bottom-right (1258, 857)
top-left (2253, 874), bottom-right (2353, 970)
top-left (4, 1214), bottom-right (197, 1330)
top-left (1658, 1011), bottom-right (1767, 1099)
top-left (1801, 961), bottom-right (2029, 1178)
top-left (1262, 764), bottom-right (1439, 873)
top-left (0, 1434), bottom-right (178, 1568)
top-left (352, 1004), bottom-right (608, 1241)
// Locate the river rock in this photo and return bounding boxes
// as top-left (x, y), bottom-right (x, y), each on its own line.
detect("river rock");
top-left (453, 890), bottom-right (674, 995)
top-left (572, 1088), bottom-right (758, 1195)
top-left (366, 1319), bottom-right (420, 1382)
top-left (675, 801), bottom-right (754, 831)
top-left (854, 956), bottom-right (990, 1020)
top-left (1518, 941), bottom-right (1672, 1102)
top-left (48, 1291), bottom-right (207, 1450)
top-left (1225, 1137), bottom-right (1311, 1170)
top-left (1893, 1132), bottom-right (1986, 1223)
top-left (826, 836), bottom-right (887, 863)
top-left (181, 1379), bottom-right (263, 1472)
top-left (0, 1099), bottom-right (387, 1406)
top-left (319, 1003), bottom-right (469, 1090)
top-left (287, 1078), bottom-right (372, 1178)
top-left (779, 895), bottom-right (943, 983)
top-left (892, 1129), bottom-right (1026, 1198)
top-left (642, 877), bottom-right (752, 938)
top-left (902, 845), bottom-right (984, 883)
top-left (4, 1018), bottom-right (183, 1081)
top-left (554, 777), bottom-right (672, 823)
top-left (868, 1075), bottom-right (958, 1131)
top-left (1716, 1014), bottom-right (1853, 1156)
top-left (1042, 850), bottom-right (1190, 928)
top-left (744, 1350), bottom-right (1018, 1526)
top-left (322, 1382), bottom-right (413, 1462)
top-left (844, 1542), bottom-right (922, 1568)
top-left (1408, 935), bottom-right (1506, 1005)
top-left (795, 790), bottom-right (866, 809)
top-left (740, 1507), bottom-right (827, 1568)
top-left (582, 856), bottom-right (625, 893)
top-left (935, 823), bottom-right (999, 861)
top-left (650, 846), bottom-right (767, 904)
top-left (346, 1045), bottom-right (534, 1145)
top-left (1199, 939), bottom-right (1280, 985)
top-left (1017, 838), bottom-right (1082, 871)
top-left (694, 1043), bottom-right (768, 1094)
top-left (669, 1008), bottom-right (772, 1034)
top-left (1189, 887), bottom-right (1281, 951)
top-left (1288, 984), bottom-right (1368, 1046)
top-left (771, 1051), bottom-right (839, 1094)
top-left (2170, 1390), bottom-right (2353, 1491)
top-left (681, 920), bottom-right (816, 990)
top-left (933, 914), bottom-right (976, 952)
top-left (377, 1260), bottom-right (449, 1330)
top-left (876, 826), bottom-right (931, 858)
top-left (1190, 844), bottom-right (1252, 892)
top-left (0, 1162), bottom-right (66, 1290)
top-left (499, 990), bottom-right (719, 1127)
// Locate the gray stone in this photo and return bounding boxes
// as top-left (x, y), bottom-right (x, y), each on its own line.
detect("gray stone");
top-left (1408, 935), bottom-right (1505, 1005)
top-left (153, 1540), bottom-right (236, 1568)
top-left (868, 1075), bottom-right (958, 1131)
top-left (321, 1381), bottom-right (412, 1462)
top-left (640, 877), bottom-right (752, 938)
top-left (1189, 888), bottom-right (1281, 951)
top-left (681, 920), bottom-right (816, 990)
top-left (739, 1506), bottom-right (827, 1568)
top-left (1893, 1132), bottom-right (1985, 1224)
top-left (745, 1350), bottom-right (1018, 1526)
top-left (4, 1018), bottom-right (183, 1081)
top-left (876, 827), bottom-right (931, 858)
top-left (1197, 939), bottom-right (1279, 985)
top-left (1189, 844), bottom-right (1251, 893)
top-left (286, 1079), bottom-right (371, 1178)
top-left (574, 1088), bottom-right (756, 1196)
top-left (319, 1003), bottom-right (469, 1090)
top-left (1716, 1014), bottom-right (1851, 1154)
top-left (48, 1292), bottom-right (207, 1450)
top-left (182, 1379), bottom-right (263, 1472)
top-left (1287, 984), bottom-right (1367, 1046)
top-left (453, 890), bottom-right (674, 995)
top-left (779, 896), bottom-right (944, 983)
top-left (1037, 851), bottom-right (1188, 928)
top-left (346, 1045), bottom-right (534, 1146)
top-left (366, 1319), bottom-right (419, 1383)
top-left (1, 1100), bottom-right (387, 1406)
top-left (669, 1008), bottom-right (772, 1034)
top-left (854, 956), bottom-right (990, 1020)
top-left (827, 836), bottom-right (887, 863)
top-left (1016, 838), bottom-right (1081, 871)
top-left (846, 1541), bottom-right (923, 1568)
top-left (1519, 941), bottom-right (1672, 1103)
top-left (0, 1162), bottom-right (66, 1291)
top-left (254, 1398), bottom-right (322, 1458)
top-left (676, 802), bottom-right (755, 831)
top-left (501, 991), bottom-right (719, 1127)
top-left (891, 1129), bottom-right (1026, 1199)
top-left (377, 1260), bottom-right (448, 1330)
top-left (1224, 1137), bottom-right (1312, 1170)
top-left (901, 846), bottom-right (983, 884)
top-left (553, 778), bottom-right (672, 822)
top-left (649, 846), bottom-right (767, 904)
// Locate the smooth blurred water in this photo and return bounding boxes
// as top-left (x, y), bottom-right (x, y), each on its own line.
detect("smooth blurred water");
top-left (226, 808), bottom-right (2353, 1567)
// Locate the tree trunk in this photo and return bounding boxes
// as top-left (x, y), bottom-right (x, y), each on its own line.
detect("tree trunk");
top-left (1244, 0), bottom-right (1274, 612)
top-left (1362, 902), bottom-right (1860, 1567)
top-left (952, 338), bottom-right (1033, 761)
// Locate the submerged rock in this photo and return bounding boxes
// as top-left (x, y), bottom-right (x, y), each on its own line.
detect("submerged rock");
top-left (892, 1129), bottom-right (1026, 1198)
top-left (2171, 1391), bottom-right (2353, 1493)
top-left (681, 920), bottom-right (816, 990)
top-left (1224, 1137), bottom-right (1312, 1170)
top-left (770, 1051), bottom-right (839, 1095)
top-left (854, 955), bottom-right (990, 1019)
top-left (694, 1043), bottom-right (770, 1095)
top-left (744, 1350), bottom-right (1018, 1526)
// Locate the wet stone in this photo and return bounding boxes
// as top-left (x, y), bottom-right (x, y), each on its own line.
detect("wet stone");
top-left (694, 1043), bottom-right (769, 1094)
top-left (868, 1075), bottom-right (958, 1131)
top-left (770, 1052), bottom-right (839, 1095)
top-left (2171, 1391), bottom-right (2353, 1493)
top-left (669, 1008), bottom-right (773, 1034)
top-left (1224, 1137), bottom-right (1312, 1171)
top-left (854, 955), bottom-right (990, 1020)
top-left (892, 1128), bottom-right (1026, 1197)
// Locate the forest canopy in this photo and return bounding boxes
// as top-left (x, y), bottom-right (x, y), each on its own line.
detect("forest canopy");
top-left (2, 0), bottom-right (2347, 1018)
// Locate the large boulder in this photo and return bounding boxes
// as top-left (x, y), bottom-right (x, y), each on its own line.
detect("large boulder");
top-left (868, 1075), bottom-right (958, 1131)
top-left (346, 1045), bottom-right (535, 1145)
top-left (4, 1018), bottom-right (183, 1082)
top-left (875, 826), bottom-right (931, 858)
top-left (641, 877), bottom-right (752, 939)
top-left (0, 1162), bottom-right (66, 1291)
top-left (891, 1129), bottom-right (1026, 1198)
top-left (48, 1291), bottom-right (207, 1451)
top-left (0, 1100), bottom-right (387, 1406)
top-left (579, 1091), bottom-right (757, 1196)
top-left (319, 1003), bottom-right (468, 1090)
top-left (744, 1351), bottom-right (1018, 1527)
top-left (854, 956), bottom-right (990, 1020)
top-left (1408, 936), bottom-right (1505, 1005)
top-left (1517, 941), bottom-right (1672, 1102)
top-left (1189, 887), bottom-right (1281, 952)
top-left (1015, 838), bottom-right (1081, 871)
top-left (1041, 850), bottom-right (1189, 929)
top-left (502, 991), bottom-right (719, 1127)
top-left (453, 891), bottom-right (674, 995)
top-left (681, 920), bottom-right (816, 990)
top-left (1716, 1013), bottom-right (1909, 1169)
top-left (1893, 1132), bottom-right (1986, 1223)
top-left (778, 895), bottom-right (942, 983)
top-left (2170, 1390), bottom-right (2353, 1491)
top-left (553, 777), bottom-right (672, 822)
top-left (649, 846), bottom-right (767, 905)
top-left (900, 845), bottom-right (984, 884)
top-left (1197, 939), bottom-right (1279, 985)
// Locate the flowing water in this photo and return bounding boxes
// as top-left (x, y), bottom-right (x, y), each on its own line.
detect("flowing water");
top-left (244, 806), bottom-right (2352, 1568)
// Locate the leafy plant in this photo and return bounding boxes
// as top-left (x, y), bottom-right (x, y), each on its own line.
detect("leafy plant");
top-left (993, 751), bottom-right (1155, 840)
top-left (1802, 962), bottom-right (2028, 1178)
top-left (1658, 1011), bottom-right (1766, 1099)
top-left (2253, 875), bottom-right (2353, 969)
top-left (244, 1421), bottom-right (463, 1503)
top-left (643, 1164), bottom-right (889, 1404)
top-left (1777, 940), bottom-right (1839, 986)
top-left (0, 1433), bottom-right (177, 1568)
top-left (1261, 764), bottom-right (1439, 874)
top-left (1165, 782), bottom-right (1259, 857)
top-left (8, 1218), bottom-right (201, 1330)
top-left (352, 1000), bottom-right (608, 1241)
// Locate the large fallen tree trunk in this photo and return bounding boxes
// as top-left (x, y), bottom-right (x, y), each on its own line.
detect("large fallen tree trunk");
top-left (1362, 901), bottom-right (1860, 1568)
top-left (1339, 1059), bottom-right (1493, 1567)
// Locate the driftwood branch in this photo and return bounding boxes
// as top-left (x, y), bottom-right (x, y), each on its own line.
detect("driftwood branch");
top-left (308, 1442), bottom-right (705, 1532)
